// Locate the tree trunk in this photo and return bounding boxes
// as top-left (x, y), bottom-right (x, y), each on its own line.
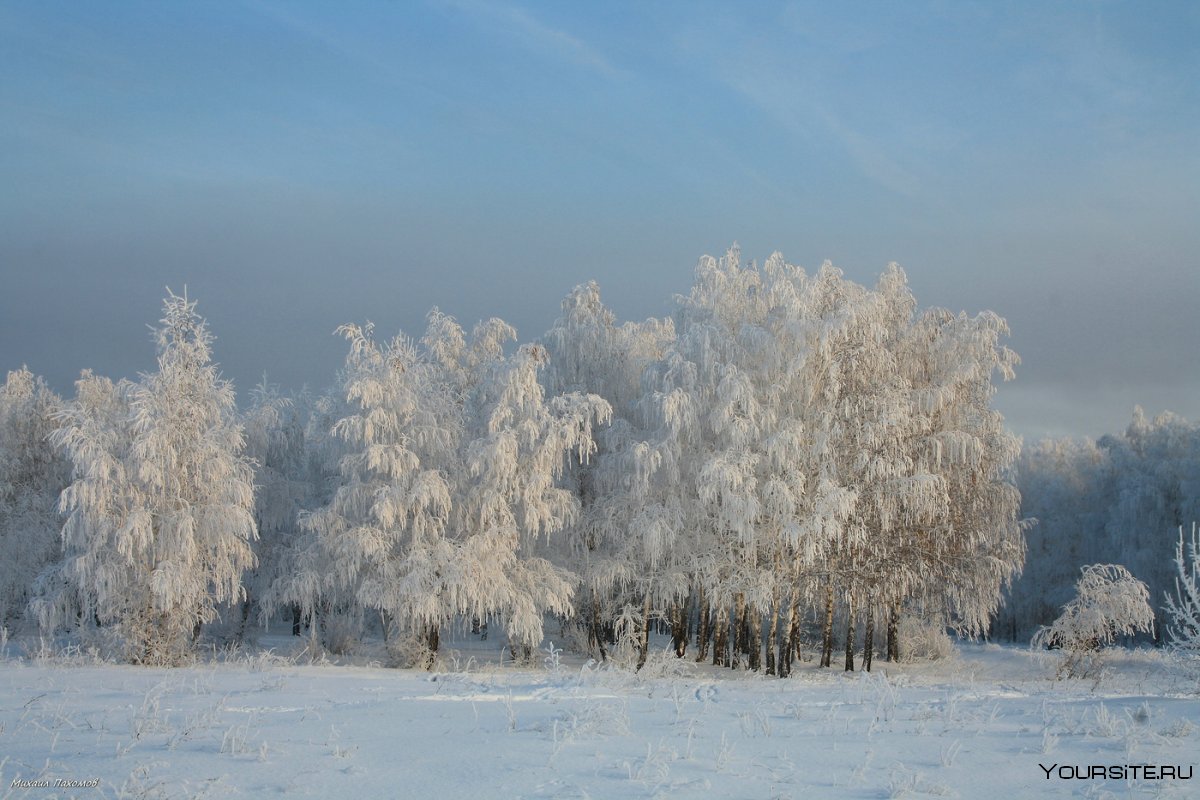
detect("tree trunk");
top-left (310, 603), bottom-right (325, 654)
top-left (670, 599), bottom-right (688, 658)
top-left (778, 584), bottom-right (798, 678)
top-left (765, 552), bottom-right (781, 676)
top-left (236, 594), bottom-right (252, 644)
top-left (591, 595), bottom-right (607, 662)
top-left (766, 594), bottom-right (779, 676)
top-left (731, 593), bottom-right (746, 669)
top-left (863, 605), bottom-right (874, 673)
top-left (748, 607), bottom-right (761, 672)
top-left (712, 607), bottom-right (728, 667)
top-left (886, 599), bottom-right (900, 662)
top-left (636, 591), bottom-right (652, 670)
top-left (425, 623), bottom-right (440, 669)
top-left (788, 586), bottom-right (804, 672)
top-left (696, 589), bottom-right (711, 663)
top-left (685, 590), bottom-right (695, 650)
top-left (820, 581), bottom-right (834, 668)
top-left (291, 604), bottom-right (302, 637)
top-left (843, 599), bottom-right (855, 672)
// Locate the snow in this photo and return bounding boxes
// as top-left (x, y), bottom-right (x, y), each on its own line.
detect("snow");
top-left (2, 636), bottom-right (1197, 798)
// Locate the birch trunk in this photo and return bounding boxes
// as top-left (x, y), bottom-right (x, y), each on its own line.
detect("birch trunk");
top-left (731, 593), bottom-right (746, 669)
top-left (863, 605), bottom-right (874, 672)
top-left (820, 581), bottom-right (834, 668)
top-left (843, 600), bottom-right (855, 672)
top-left (636, 591), bottom-right (652, 670)
top-left (748, 607), bottom-right (762, 672)
top-left (670, 599), bottom-right (688, 657)
top-left (886, 599), bottom-right (900, 663)
top-left (696, 589), bottom-right (711, 662)
top-left (712, 606), bottom-right (728, 667)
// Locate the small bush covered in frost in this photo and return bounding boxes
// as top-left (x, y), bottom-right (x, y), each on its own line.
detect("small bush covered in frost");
top-left (1033, 564), bottom-right (1154, 678)
top-left (897, 618), bottom-right (956, 662)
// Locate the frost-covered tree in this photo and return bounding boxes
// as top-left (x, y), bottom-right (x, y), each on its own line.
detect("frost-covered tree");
top-left (900, 305), bottom-right (1024, 642)
top-left (1033, 564), bottom-right (1155, 678)
top-left (458, 340), bottom-right (611, 656)
top-left (0, 368), bottom-right (69, 629)
top-left (267, 311), bottom-right (609, 665)
top-left (541, 282), bottom-right (676, 662)
top-left (238, 379), bottom-right (315, 640)
top-left (41, 291), bottom-right (257, 664)
top-left (267, 321), bottom-right (461, 661)
top-left (1165, 524), bottom-right (1200, 655)
top-left (255, 384), bottom-right (347, 642)
top-left (804, 263), bottom-right (917, 671)
top-left (31, 371), bottom-right (132, 637)
top-left (666, 250), bottom-right (836, 674)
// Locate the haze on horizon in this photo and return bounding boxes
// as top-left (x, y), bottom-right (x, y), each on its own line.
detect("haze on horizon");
top-left (2, 1), bottom-right (1197, 442)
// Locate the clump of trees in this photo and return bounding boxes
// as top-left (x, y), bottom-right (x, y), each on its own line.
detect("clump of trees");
top-left (544, 249), bottom-right (1024, 674)
top-left (1002, 410), bottom-right (1200, 640)
top-left (261, 317), bottom-right (609, 666)
top-left (2, 248), bottom-right (1031, 671)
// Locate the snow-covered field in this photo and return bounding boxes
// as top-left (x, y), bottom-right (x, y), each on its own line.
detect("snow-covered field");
top-left (2, 638), bottom-right (1197, 799)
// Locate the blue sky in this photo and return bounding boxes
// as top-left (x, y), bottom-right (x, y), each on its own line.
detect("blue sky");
top-left (2, 1), bottom-right (1197, 439)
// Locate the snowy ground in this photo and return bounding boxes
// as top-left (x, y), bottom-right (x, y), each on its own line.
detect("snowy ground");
top-left (1, 636), bottom-right (1197, 799)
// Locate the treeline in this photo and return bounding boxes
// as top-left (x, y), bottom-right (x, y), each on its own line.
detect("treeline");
top-left (998, 409), bottom-right (1200, 641)
top-left (0, 248), bottom-right (1026, 670)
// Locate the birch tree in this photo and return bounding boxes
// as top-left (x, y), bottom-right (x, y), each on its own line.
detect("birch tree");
top-left (276, 322), bottom-right (461, 661)
top-left (895, 304), bottom-right (1024, 646)
top-left (458, 339), bottom-right (611, 657)
top-left (239, 379), bottom-right (316, 639)
top-left (42, 292), bottom-right (256, 663)
top-left (541, 282), bottom-right (677, 662)
top-left (268, 311), bottom-right (609, 665)
top-left (0, 368), bottom-right (69, 630)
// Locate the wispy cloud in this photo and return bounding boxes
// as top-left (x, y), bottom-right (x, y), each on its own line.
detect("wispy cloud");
top-left (437, 0), bottom-right (622, 77)
top-left (248, 0), bottom-right (449, 100)
top-left (810, 106), bottom-right (923, 199)
top-left (689, 33), bottom-right (924, 198)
